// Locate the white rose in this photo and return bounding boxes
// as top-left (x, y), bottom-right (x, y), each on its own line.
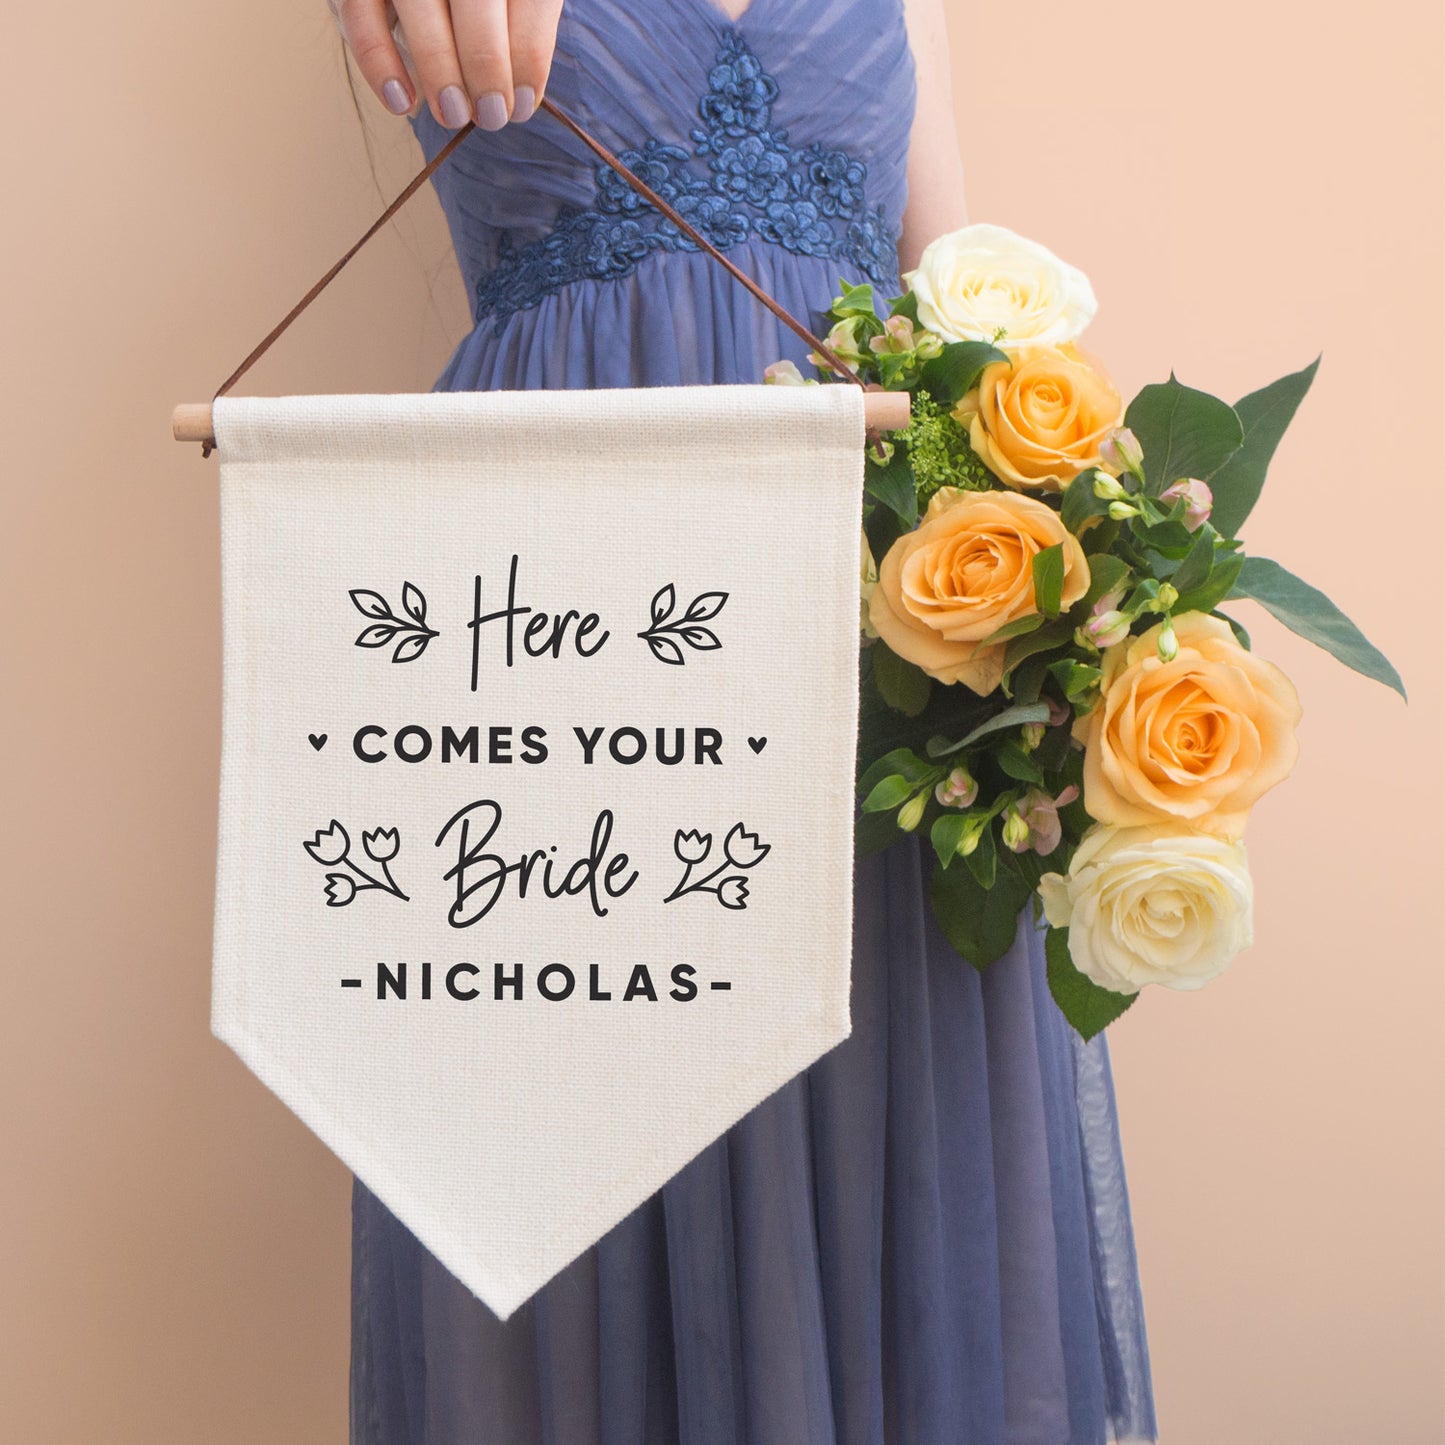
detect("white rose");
top-left (903, 223), bottom-right (1097, 349)
top-left (1038, 823), bottom-right (1254, 995)
top-left (859, 528), bottom-right (880, 638)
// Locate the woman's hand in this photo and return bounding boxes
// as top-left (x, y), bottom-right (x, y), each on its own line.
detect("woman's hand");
top-left (330, 0), bottom-right (564, 131)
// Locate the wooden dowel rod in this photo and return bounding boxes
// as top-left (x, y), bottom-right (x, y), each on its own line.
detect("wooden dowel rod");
top-left (171, 390), bottom-right (912, 451)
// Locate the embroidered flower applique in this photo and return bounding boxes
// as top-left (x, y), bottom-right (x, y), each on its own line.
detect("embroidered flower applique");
top-left (474, 32), bottom-right (899, 331)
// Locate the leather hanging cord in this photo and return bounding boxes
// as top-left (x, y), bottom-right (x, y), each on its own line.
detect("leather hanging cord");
top-left (203, 97), bottom-right (864, 454)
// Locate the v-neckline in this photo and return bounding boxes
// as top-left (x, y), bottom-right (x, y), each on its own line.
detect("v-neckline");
top-left (683, 0), bottom-right (762, 30)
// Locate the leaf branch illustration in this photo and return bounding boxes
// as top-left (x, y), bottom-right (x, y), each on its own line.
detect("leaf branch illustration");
top-left (303, 820), bottom-right (410, 906)
top-left (637, 584), bottom-right (728, 666)
top-left (663, 823), bottom-right (770, 909)
top-left (350, 582), bottom-right (439, 664)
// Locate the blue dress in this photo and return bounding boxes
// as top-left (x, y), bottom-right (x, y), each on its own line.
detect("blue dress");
top-left (350, 1), bottom-right (1159, 1440)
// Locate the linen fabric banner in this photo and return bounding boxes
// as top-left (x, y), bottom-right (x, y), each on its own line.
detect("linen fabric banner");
top-left (210, 384), bottom-right (864, 1318)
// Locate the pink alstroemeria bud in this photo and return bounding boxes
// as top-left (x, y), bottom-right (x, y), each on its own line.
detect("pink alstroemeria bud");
top-left (1019, 784), bottom-right (1079, 857)
top-left (934, 764), bottom-right (979, 809)
top-left (1084, 609), bottom-right (1132, 650)
top-left (1160, 477), bottom-right (1214, 532)
top-left (869, 314), bottom-right (916, 355)
top-left (1098, 425), bottom-right (1145, 482)
top-left (1045, 695), bottom-right (1073, 728)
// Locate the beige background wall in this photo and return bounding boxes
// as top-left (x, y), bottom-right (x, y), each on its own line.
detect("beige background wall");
top-left (3, 1), bottom-right (1441, 1439)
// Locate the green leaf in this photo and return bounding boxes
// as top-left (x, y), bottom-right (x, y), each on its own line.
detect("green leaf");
top-left (1208, 357), bottom-right (1320, 537)
top-left (1032, 543), bottom-right (1065, 618)
top-left (1215, 610), bottom-right (1251, 650)
top-left (1124, 376), bottom-right (1244, 492)
top-left (997, 740), bottom-right (1044, 784)
top-left (1169, 528), bottom-right (1217, 597)
top-left (1048, 658), bottom-right (1101, 703)
top-left (1061, 471), bottom-right (1112, 533)
top-left (1008, 652), bottom-right (1052, 705)
top-left (1045, 928), bottom-right (1137, 1040)
top-left (1231, 556), bottom-right (1406, 699)
top-left (929, 701), bottom-right (1052, 757)
top-left (963, 816), bottom-right (997, 889)
top-left (1173, 550), bottom-right (1242, 617)
top-left (1077, 553), bottom-right (1129, 612)
top-left (1002, 619), bottom-right (1074, 675)
top-left (1130, 513), bottom-right (1196, 553)
top-left (930, 812), bottom-right (970, 868)
top-left (919, 340), bottom-right (1009, 406)
top-left (887, 289), bottom-right (920, 325)
top-left (864, 452), bottom-right (918, 527)
top-left (862, 774), bottom-right (914, 812)
top-left (930, 856), bottom-right (1030, 971)
top-left (872, 645), bottom-right (934, 715)
top-left (831, 279), bottom-right (878, 319)
top-left (855, 806), bottom-right (903, 858)
top-left (858, 746), bottom-right (934, 795)
top-left (982, 612), bottom-right (1046, 646)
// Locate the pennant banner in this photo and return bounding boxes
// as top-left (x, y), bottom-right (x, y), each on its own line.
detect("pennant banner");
top-left (211, 384), bottom-right (864, 1317)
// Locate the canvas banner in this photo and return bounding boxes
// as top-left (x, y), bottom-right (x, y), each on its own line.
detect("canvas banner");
top-left (210, 384), bottom-right (864, 1318)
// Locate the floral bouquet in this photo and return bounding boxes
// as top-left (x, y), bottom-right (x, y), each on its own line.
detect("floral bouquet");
top-left (767, 225), bottom-right (1405, 1039)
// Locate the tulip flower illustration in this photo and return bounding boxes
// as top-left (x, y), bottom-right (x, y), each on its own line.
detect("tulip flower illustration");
top-left (674, 829), bottom-right (713, 864)
top-left (304, 819), bottom-right (409, 906)
top-left (664, 821), bottom-right (770, 908)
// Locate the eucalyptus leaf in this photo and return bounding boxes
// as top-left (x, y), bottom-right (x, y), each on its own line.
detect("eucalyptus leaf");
top-left (929, 701), bottom-right (1052, 758)
top-left (1208, 357), bottom-right (1320, 537)
top-left (1231, 556), bottom-right (1406, 698)
top-left (1045, 928), bottom-right (1137, 1040)
top-left (1124, 376), bottom-right (1244, 491)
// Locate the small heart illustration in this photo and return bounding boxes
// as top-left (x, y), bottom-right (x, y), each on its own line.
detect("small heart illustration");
top-left (308, 734), bottom-right (328, 752)
top-left (747, 736), bottom-right (767, 755)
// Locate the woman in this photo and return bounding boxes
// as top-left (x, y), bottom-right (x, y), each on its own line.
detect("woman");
top-left (333, 1), bottom-right (1159, 1440)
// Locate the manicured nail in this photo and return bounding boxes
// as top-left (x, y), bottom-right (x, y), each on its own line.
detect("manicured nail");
top-left (475, 91), bottom-right (508, 131)
top-left (439, 84), bottom-right (471, 129)
top-left (381, 78), bottom-right (411, 115)
top-left (512, 85), bottom-right (536, 124)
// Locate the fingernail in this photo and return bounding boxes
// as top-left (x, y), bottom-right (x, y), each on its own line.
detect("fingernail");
top-left (512, 85), bottom-right (536, 124)
top-left (475, 91), bottom-right (508, 131)
top-left (381, 78), bottom-right (411, 115)
top-left (439, 84), bottom-right (471, 129)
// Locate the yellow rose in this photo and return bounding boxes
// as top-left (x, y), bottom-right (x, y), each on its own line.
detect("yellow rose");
top-left (954, 344), bottom-right (1125, 492)
top-left (1038, 822), bottom-right (1254, 994)
top-left (869, 489), bottom-right (1089, 694)
top-left (1076, 613), bottom-right (1303, 837)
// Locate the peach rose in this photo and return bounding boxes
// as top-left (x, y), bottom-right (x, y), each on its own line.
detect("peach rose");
top-left (954, 344), bottom-right (1125, 491)
top-left (869, 489), bottom-right (1090, 694)
top-left (1075, 613), bottom-right (1303, 837)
